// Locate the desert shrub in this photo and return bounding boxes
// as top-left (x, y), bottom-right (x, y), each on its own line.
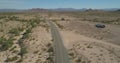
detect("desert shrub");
top-left (29, 20), bottom-right (37, 28)
top-left (61, 18), bottom-right (65, 21)
top-left (36, 59), bottom-right (41, 63)
top-left (12, 50), bottom-right (19, 53)
top-left (54, 22), bottom-right (64, 29)
top-left (29, 19), bottom-right (41, 28)
top-left (22, 32), bottom-right (29, 39)
top-left (22, 28), bottom-right (31, 39)
top-left (46, 56), bottom-right (54, 63)
top-left (46, 43), bottom-right (54, 63)
top-left (0, 29), bottom-right (4, 32)
top-left (75, 57), bottom-right (82, 63)
top-left (51, 39), bottom-right (54, 42)
top-left (8, 16), bottom-right (18, 21)
top-left (57, 23), bottom-right (64, 29)
top-left (9, 28), bottom-right (20, 36)
top-left (69, 52), bottom-right (74, 57)
top-left (93, 18), bottom-right (98, 22)
top-left (47, 46), bottom-right (53, 52)
top-left (18, 47), bottom-right (27, 57)
top-left (17, 28), bottom-right (32, 58)
top-left (26, 28), bottom-right (32, 33)
top-left (9, 28), bottom-right (19, 36)
top-left (16, 59), bottom-right (23, 63)
top-left (17, 41), bottom-right (26, 58)
top-left (0, 16), bottom-right (6, 19)
top-left (18, 27), bottom-right (24, 31)
top-left (21, 47), bottom-right (27, 54)
top-left (47, 43), bottom-right (52, 47)
top-left (9, 46), bottom-right (17, 51)
top-left (0, 36), bottom-right (6, 44)
top-left (0, 37), bottom-right (14, 51)
top-left (46, 43), bottom-right (53, 52)
top-left (5, 56), bottom-right (19, 62)
top-left (116, 18), bottom-right (120, 21)
top-left (33, 50), bottom-right (39, 54)
top-left (87, 44), bottom-right (93, 48)
top-left (9, 27), bottom-right (24, 36)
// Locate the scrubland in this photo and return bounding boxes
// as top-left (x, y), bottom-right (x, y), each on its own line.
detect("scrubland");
top-left (0, 11), bottom-right (120, 63)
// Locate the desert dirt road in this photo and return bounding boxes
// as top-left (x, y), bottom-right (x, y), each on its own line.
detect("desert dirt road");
top-left (49, 21), bottom-right (70, 63)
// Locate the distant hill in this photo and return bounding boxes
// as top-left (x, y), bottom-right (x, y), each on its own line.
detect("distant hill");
top-left (0, 8), bottom-right (92, 12)
top-left (0, 9), bottom-right (23, 12)
top-left (50, 8), bottom-right (78, 11)
top-left (49, 8), bottom-right (88, 11)
top-left (117, 9), bottom-right (120, 11)
top-left (0, 8), bottom-right (119, 12)
top-left (100, 8), bottom-right (120, 11)
top-left (49, 8), bottom-right (120, 12)
top-left (26, 8), bottom-right (49, 12)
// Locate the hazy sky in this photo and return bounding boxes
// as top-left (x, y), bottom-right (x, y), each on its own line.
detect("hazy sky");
top-left (0, 0), bottom-right (119, 9)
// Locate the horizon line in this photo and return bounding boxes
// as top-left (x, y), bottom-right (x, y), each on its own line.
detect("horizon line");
top-left (0, 7), bottom-right (120, 10)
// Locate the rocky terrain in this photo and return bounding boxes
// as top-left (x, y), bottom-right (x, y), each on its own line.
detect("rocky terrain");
top-left (52, 11), bottom-right (120, 63)
top-left (0, 11), bottom-right (120, 63)
top-left (0, 13), bottom-right (53, 63)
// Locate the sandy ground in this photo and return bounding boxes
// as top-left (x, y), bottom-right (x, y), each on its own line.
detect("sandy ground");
top-left (57, 21), bottom-right (120, 45)
top-left (55, 20), bottom-right (120, 63)
top-left (60, 30), bottom-right (120, 63)
top-left (0, 30), bottom-right (26, 63)
top-left (22, 26), bottom-right (52, 63)
top-left (0, 13), bottom-right (120, 63)
top-left (0, 20), bottom-right (26, 63)
top-left (0, 25), bottom-right (52, 63)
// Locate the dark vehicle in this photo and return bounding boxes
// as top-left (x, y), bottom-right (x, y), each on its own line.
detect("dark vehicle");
top-left (95, 24), bottom-right (105, 28)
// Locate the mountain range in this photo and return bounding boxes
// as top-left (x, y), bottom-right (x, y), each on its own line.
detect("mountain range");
top-left (0, 8), bottom-right (119, 12)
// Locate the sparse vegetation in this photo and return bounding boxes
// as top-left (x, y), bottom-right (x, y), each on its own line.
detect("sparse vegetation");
top-left (69, 51), bottom-right (74, 58)
top-left (5, 56), bottom-right (19, 62)
top-left (61, 18), bottom-right (65, 21)
top-left (0, 37), bottom-right (14, 51)
top-left (34, 50), bottom-right (39, 54)
top-left (18, 47), bottom-right (27, 58)
top-left (22, 28), bottom-right (31, 39)
top-left (73, 12), bottom-right (120, 25)
top-left (74, 57), bottom-right (82, 63)
top-left (18, 38), bottom-right (28, 58)
top-left (16, 59), bottom-right (23, 63)
top-left (0, 13), bottom-right (53, 63)
top-left (0, 16), bottom-right (7, 20)
top-left (0, 29), bottom-right (4, 32)
top-left (53, 21), bottom-right (64, 29)
top-left (47, 46), bottom-right (53, 52)
top-left (0, 10), bottom-right (120, 63)
top-left (9, 46), bottom-right (17, 51)
top-left (8, 16), bottom-right (19, 21)
top-left (9, 27), bottom-right (24, 36)
top-left (56, 23), bottom-right (64, 29)
top-left (87, 44), bottom-right (93, 48)
top-left (46, 43), bottom-right (54, 63)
